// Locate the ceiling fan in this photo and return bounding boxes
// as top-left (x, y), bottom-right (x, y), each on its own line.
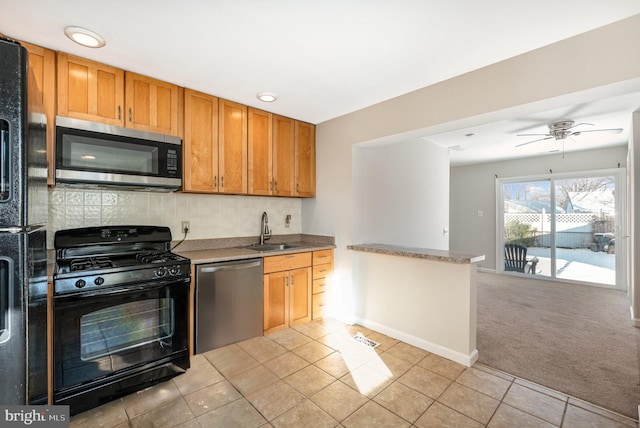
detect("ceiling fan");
top-left (515, 120), bottom-right (623, 147)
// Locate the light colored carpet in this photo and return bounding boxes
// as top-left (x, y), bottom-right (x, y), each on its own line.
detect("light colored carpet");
top-left (476, 271), bottom-right (640, 419)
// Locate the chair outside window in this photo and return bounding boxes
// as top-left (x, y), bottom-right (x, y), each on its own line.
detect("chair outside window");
top-left (504, 244), bottom-right (538, 274)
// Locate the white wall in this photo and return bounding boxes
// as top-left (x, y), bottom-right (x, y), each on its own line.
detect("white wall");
top-left (449, 146), bottom-right (628, 269)
top-left (352, 139), bottom-right (449, 249)
top-left (47, 187), bottom-right (302, 249)
top-left (631, 111), bottom-right (640, 324)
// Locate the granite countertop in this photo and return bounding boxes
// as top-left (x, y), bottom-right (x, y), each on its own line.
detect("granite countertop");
top-left (347, 243), bottom-right (485, 264)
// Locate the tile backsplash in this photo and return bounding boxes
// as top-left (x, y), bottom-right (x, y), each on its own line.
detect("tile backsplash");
top-left (47, 187), bottom-right (302, 249)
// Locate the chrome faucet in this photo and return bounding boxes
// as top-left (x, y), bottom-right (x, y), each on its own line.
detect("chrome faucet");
top-left (260, 211), bottom-right (271, 245)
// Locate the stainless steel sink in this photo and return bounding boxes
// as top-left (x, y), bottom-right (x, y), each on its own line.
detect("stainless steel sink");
top-left (243, 243), bottom-right (299, 252)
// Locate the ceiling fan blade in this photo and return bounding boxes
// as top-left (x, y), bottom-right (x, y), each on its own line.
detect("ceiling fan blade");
top-left (571, 128), bottom-right (623, 135)
top-left (515, 136), bottom-right (553, 147)
top-left (567, 122), bottom-right (594, 129)
top-left (516, 133), bottom-right (551, 137)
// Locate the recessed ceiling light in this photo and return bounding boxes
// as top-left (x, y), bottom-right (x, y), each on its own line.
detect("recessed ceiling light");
top-left (64, 26), bottom-right (106, 48)
top-left (257, 92), bottom-right (278, 103)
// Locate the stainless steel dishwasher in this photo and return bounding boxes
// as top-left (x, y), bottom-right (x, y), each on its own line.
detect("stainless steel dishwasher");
top-left (195, 258), bottom-right (263, 354)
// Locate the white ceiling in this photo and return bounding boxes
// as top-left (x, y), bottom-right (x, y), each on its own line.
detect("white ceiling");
top-left (3, 1), bottom-right (640, 165)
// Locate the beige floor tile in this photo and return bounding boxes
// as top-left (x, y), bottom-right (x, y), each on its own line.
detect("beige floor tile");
top-left (418, 353), bottom-right (466, 380)
top-left (263, 351), bottom-right (310, 378)
top-left (266, 328), bottom-right (313, 350)
top-left (363, 331), bottom-right (399, 353)
top-left (503, 383), bottom-right (566, 426)
top-left (227, 364), bottom-right (280, 396)
top-left (488, 403), bottom-right (556, 428)
top-left (197, 398), bottom-right (267, 427)
top-left (414, 402), bottom-right (484, 428)
top-left (373, 381), bottom-right (433, 423)
top-left (70, 398), bottom-right (127, 428)
top-left (314, 351), bottom-right (363, 378)
top-left (245, 380), bottom-right (306, 421)
top-left (562, 404), bottom-right (634, 428)
top-left (129, 397), bottom-right (194, 428)
top-left (364, 349), bottom-right (413, 379)
top-left (285, 365), bottom-right (337, 397)
top-left (397, 365), bottom-right (452, 400)
top-left (237, 335), bottom-right (288, 363)
top-left (173, 419), bottom-right (201, 428)
top-left (514, 378), bottom-right (568, 402)
top-left (203, 343), bottom-right (260, 378)
top-left (342, 324), bottom-right (373, 337)
top-left (316, 330), bottom-right (357, 352)
top-left (122, 379), bottom-right (183, 419)
top-left (340, 364), bottom-right (394, 398)
top-left (438, 383), bottom-right (500, 425)
top-left (456, 367), bottom-right (512, 400)
top-left (173, 354), bottom-right (225, 396)
top-left (342, 401), bottom-right (411, 428)
top-left (292, 340), bottom-right (335, 363)
top-left (271, 399), bottom-right (338, 428)
top-left (472, 364), bottom-right (515, 382)
top-left (292, 321), bottom-right (332, 339)
top-left (567, 398), bottom-right (637, 427)
top-left (311, 380), bottom-right (369, 421)
top-left (183, 380), bottom-right (242, 417)
top-left (384, 342), bottom-right (429, 364)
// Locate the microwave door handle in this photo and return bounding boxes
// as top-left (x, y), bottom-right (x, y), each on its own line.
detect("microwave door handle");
top-left (0, 128), bottom-right (8, 200)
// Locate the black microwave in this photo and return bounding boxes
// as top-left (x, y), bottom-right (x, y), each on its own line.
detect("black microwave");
top-left (55, 116), bottom-right (182, 192)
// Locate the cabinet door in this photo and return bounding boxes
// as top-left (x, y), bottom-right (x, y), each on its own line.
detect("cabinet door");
top-left (295, 121), bottom-right (316, 197)
top-left (218, 99), bottom-right (247, 194)
top-left (57, 53), bottom-right (125, 126)
top-left (125, 72), bottom-right (180, 136)
top-left (21, 42), bottom-right (56, 185)
top-left (248, 108), bottom-right (273, 195)
top-left (289, 267), bottom-right (312, 326)
top-left (183, 89), bottom-right (219, 192)
top-left (264, 271), bottom-right (290, 334)
top-left (272, 115), bottom-right (295, 196)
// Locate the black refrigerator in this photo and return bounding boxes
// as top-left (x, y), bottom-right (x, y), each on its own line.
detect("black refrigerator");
top-left (0, 37), bottom-right (48, 405)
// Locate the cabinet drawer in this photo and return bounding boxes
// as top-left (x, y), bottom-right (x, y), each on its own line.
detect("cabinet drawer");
top-left (264, 252), bottom-right (312, 274)
top-left (313, 249), bottom-right (333, 264)
top-left (313, 278), bottom-right (331, 294)
top-left (312, 262), bottom-right (333, 280)
top-left (312, 293), bottom-right (326, 320)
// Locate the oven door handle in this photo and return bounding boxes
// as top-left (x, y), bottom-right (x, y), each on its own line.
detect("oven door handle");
top-left (55, 277), bottom-right (190, 299)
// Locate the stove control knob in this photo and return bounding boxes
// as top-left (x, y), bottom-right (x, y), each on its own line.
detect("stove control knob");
top-left (75, 279), bottom-right (86, 289)
top-left (94, 277), bottom-right (105, 286)
top-left (168, 265), bottom-right (181, 276)
top-left (156, 268), bottom-right (167, 278)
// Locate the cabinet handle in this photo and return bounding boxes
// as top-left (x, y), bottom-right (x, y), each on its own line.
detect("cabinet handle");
top-left (214, 176), bottom-right (218, 187)
top-left (291, 275), bottom-right (294, 286)
top-left (286, 277), bottom-right (289, 287)
top-left (270, 180), bottom-right (273, 191)
top-left (128, 108), bottom-right (132, 122)
top-left (274, 181), bottom-right (278, 192)
top-left (118, 106), bottom-right (121, 120)
top-left (221, 176), bottom-right (224, 188)
top-left (296, 183), bottom-right (299, 192)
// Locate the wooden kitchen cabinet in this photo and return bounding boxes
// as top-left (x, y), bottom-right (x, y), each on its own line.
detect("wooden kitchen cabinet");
top-left (295, 121), bottom-right (316, 197)
top-left (58, 54), bottom-right (181, 136)
top-left (125, 72), bottom-right (181, 136)
top-left (218, 99), bottom-right (247, 194)
top-left (21, 41), bottom-right (56, 185)
top-left (183, 89), bottom-right (219, 192)
top-left (57, 53), bottom-right (125, 126)
top-left (263, 252), bottom-right (312, 334)
top-left (312, 249), bottom-right (334, 320)
top-left (272, 115), bottom-right (295, 196)
top-left (247, 107), bottom-right (273, 195)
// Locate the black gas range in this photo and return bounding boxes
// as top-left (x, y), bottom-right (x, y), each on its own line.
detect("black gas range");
top-left (52, 225), bottom-right (191, 415)
top-left (53, 225), bottom-right (191, 295)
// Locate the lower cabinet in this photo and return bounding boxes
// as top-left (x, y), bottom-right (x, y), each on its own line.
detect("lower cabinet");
top-left (263, 252), bottom-right (312, 334)
top-left (312, 249), bottom-right (334, 320)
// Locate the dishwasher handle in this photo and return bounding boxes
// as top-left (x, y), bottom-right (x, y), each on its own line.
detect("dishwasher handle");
top-left (198, 258), bottom-right (262, 274)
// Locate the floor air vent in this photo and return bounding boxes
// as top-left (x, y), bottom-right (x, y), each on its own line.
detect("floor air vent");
top-left (353, 333), bottom-right (380, 349)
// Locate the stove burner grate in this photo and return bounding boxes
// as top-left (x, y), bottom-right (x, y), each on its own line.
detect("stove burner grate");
top-left (136, 252), bottom-right (176, 264)
top-left (70, 256), bottom-right (115, 272)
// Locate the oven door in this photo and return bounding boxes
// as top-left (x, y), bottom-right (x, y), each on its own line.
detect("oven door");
top-left (53, 277), bottom-right (189, 393)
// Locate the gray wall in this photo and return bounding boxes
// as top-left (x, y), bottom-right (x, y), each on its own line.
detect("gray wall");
top-left (449, 146), bottom-right (629, 269)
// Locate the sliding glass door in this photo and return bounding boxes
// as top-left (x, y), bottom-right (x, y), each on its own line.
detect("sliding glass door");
top-left (499, 170), bottom-right (624, 290)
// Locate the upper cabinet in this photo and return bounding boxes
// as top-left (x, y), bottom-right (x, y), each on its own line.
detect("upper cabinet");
top-left (125, 72), bottom-right (181, 136)
top-left (57, 53), bottom-right (180, 136)
top-left (272, 115), bottom-right (295, 196)
top-left (295, 121), bottom-right (316, 197)
top-left (57, 53), bottom-right (125, 126)
top-left (183, 89), bottom-right (219, 193)
top-left (20, 42), bottom-right (56, 185)
top-left (247, 108), bottom-right (272, 196)
top-left (218, 99), bottom-right (247, 194)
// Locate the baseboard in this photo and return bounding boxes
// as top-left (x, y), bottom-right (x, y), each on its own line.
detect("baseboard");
top-left (477, 267), bottom-right (497, 273)
top-left (354, 317), bottom-right (478, 367)
top-left (630, 307), bottom-right (640, 327)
